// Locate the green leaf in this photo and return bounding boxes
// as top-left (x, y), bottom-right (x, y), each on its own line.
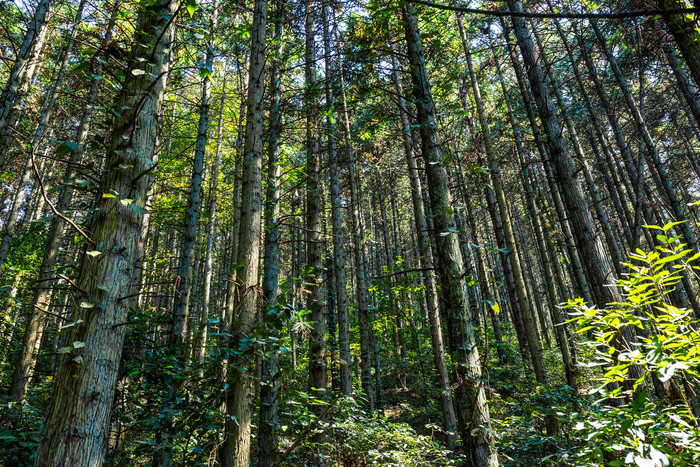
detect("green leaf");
top-left (185, 0), bottom-right (197, 17)
top-left (130, 203), bottom-right (148, 215)
top-left (56, 141), bottom-right (77, 157)
top-left (662, 220), bottom-right (687, 232)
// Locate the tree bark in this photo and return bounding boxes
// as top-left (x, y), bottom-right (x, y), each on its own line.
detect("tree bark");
top-left (220, 0), bottom-right (267, 464)
top-left (459, 15), bottom-right (546, 384)
top-left (8, 0), bottom-right (97, 403)
top-left (657, 0), bottom-right (700, 89)
top-left (323, 2), bottom-right (352, 397)
top-left (0, 0), bottom-right (53, 170)
top-left (390, 50), bottom-right (456, 448)
top-left (33, 0), bottom-right (177, 463)
top-left (301, 0), bottom-right (328, 419)
top-left (258, 2), bottom-right (284, 464)
top-left (169, 4), bottom-right (218, 347)
top-left (403, 6), bottom-right (498, 465)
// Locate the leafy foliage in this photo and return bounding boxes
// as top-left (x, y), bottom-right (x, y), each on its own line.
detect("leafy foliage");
top-left (566, 226), bottom-right (700, 466)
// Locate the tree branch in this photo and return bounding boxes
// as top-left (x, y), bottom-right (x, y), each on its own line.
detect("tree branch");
top-left (30, 151), bottom-right (96, 247)
top-left (410, 0), bottom-right (700, 20)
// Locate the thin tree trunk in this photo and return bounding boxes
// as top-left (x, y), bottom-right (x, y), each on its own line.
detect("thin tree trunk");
top-left (169, 4), bottom-right (219, 348)
top-left (220, 0), bottom-right (267, 464)
top-left (302, 0), bottom-right (328, 419)
top-left (8, 0), bottom-right (95, 402)
top-left (0, 0), bottom-right (53, 170)
top-left (391, 53), bottom-right (457, 428)
top-left (196, 70), bottom-right (226, 372)
top-left (323, 2), bottom-right (351, 396)
top-left (258, 2), bottom-right (284, 464)
top-left (459, 16), bottom-right (546, 384)
top-left (403, 6), bottom-right (497, 465)
top-left (337, 32), bottom-right (374, 411)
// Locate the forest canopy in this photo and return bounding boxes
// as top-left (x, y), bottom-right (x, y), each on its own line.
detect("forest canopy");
top-left (1, 0), bottom-right (700, 465)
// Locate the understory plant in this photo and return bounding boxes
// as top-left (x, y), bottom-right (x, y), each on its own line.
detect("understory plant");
top-left (567, 223), bottom-right (700, 466)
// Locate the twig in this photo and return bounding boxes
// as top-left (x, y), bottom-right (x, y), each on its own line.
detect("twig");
top-left (277, 395), bottom-right (341, 465)
top-left (410, 0), bottom-right (700, 20)
top-left (372, 267), bottom-right (437, 280)
top-left (30, 151), bottom-right (96, 246)
top-left (57, 273), bottom-right (85, 294)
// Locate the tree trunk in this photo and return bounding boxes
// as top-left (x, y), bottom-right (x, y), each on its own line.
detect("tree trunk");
top-left (403, 6), bottom-right (498, 465)
top-left (33, 0), bottom-right (177, 463)
top-left (506, 2), bottom-right (642, 384)
top-left (0, 0), bottom-right (53, 170)
top-left (657, 0), bottom-right (700, 89)
top-left (258, 2), bottom-right (284, 464)
top-left (323, 2), bottom-right (351, 397)
top-left (196, 70), bottom-right (226, 372)
top-left (459, 16), bottom-right (546, 384)
top-left (302, 0), bottom-right (328, 419)
top-left (169, 4), bottom-right (218, 347)
top-left (220, 0), bottom-right (267, 464)
top-left (390, 49), bottom-right (456, 447)
top-left (8, 0), bottom-right (99, 403)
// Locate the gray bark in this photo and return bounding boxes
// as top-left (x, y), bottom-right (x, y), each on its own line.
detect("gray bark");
top-left (403, 6), bottom-right (497, 465)
top-left (34, 0), bottom-right (177, 463)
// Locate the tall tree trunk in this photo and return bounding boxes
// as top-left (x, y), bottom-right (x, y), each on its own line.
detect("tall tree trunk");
top-left (302, 0), bottom-right (328, 418)
top-left (489, 34), bottom-right (576, 387)
top-left (220, 0), bottom-right (267, 464)
top-left (506, 1), bottom-right (642, 384)
top-left (390, 49), bottom-right (456, 448)
top-left (0, 0), bottom-right (53, 170)
top-left (402, 6), bottom-right (497, 465)
top-left (339, 68), bottom-right (374, 413)
top-left (8, 0), bottom-right (97, 403)
top-left (505, 6), bottom-right (615, 306)
top-left (657, 0), bottom-right (700, 89)
top-left (501, 23), bottom-right (594, 306)
top-left (33, 0), bottom-right (177, 463)
top-left (169, 4), bottom-right (219, 348)
top-left (258, 2), bottom-right (284, 464)
top-left (196, 71), bottom-right (226, 371)
top-left (459, 16), bottom-right (545, 384)
top-left (323, 2), bottom-right (351, 396)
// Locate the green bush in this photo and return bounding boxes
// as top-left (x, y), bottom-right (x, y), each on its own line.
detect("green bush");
top-left (285, 396), bottom-right (463, 466)
top-left (566, 224), bottom-right (700, 466)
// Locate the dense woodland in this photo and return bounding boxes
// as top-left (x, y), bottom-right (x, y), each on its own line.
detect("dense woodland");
top-left (2, 0), bottom-right (700, 464)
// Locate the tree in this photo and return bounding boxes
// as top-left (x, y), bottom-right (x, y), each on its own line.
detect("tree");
top-left (34, 0), bottom-right (178, 462)
top-left (220, 0), bottom-right (268, 463)
top-left (402, 4), bottom-right (498, 464)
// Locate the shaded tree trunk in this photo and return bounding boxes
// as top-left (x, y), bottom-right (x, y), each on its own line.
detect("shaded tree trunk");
top-left (258, 2), bottom-right (284, 464)
top-left (459, 16), bottom-right (546, 384)
top-left (0, 0), bottom-right (53, 170)
top-left (33, 0), bottom-right (178, 463)
top-left (220, 0), bottom-right (267, 464)
top-left (402, 6), bottom-right (498, 465)
top-left (390, 50), bottom-right (456, 448)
